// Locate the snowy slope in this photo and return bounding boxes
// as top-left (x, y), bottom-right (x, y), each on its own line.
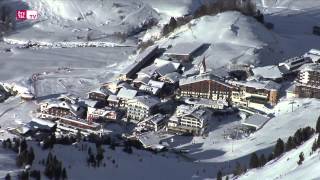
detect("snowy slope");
top-left (154, 11), bottom-right (281, 69)
top-left (239, 134), bottom-right (320, 180)
top-left (1, 0), bottom-right (160, 44)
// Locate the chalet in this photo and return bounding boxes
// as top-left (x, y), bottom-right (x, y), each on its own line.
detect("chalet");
top-left (159, 72), bottom-right (181, 84)
top-left (119, 45), bottom-right (159, 80)
top-left (137, 59), bottom-right (181, 79)
top-left (133, 76), bottom-right (150, 88)
top-left (28, 118), bottom-right (56, 132)
top-left (107, 95), bottom-right (120, 107)
top-left (87, 107), bottom-right (118, 121)
top-left (184, 97), bottom-right (228, 110)
top-left (164, 42), bottom-right (206, 62)
top-left (179, 73), bottom-right (234, 104)
top-left (278, 56), bottom-right (311, 75)
top-left (127, 95), bottom-right (161, 122)
top-left (294, 63), bottom-right (320, 98)
top-left (39, 100), bottom-right (85, 120)
top-left (116, 87), bottom-right (138, 107)
top-left (137, 114), bottom-right (168, 132)
top-left (167, 105), bottom-right (211, 136)
top-left (87, 87), bottom-right (112, 104)
top-left (57, 116), bottom-right (102, 136)
top-left (303, 49), bottom-right (320, 63)
top-left (101, 80), bottom-right (123, 94)
top-left (229, 79), bottom-right (281, 109)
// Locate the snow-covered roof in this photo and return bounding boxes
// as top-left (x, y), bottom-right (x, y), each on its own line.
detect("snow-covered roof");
top-left (117, 88), bottom-right (137, 99)
top-left (138, 64), bottom-right (157, 78)
top-left (84, 99), bottom-right (99, 107)
top-left (299, 63), bottom-right (320, 73)
top-left (164, 42), bottom-right (205, 56)
top-left (160, 72), bottom-right (182, 83)
top-left (148, 80), bottom-right (164, 89)
top-left (279, 56), bottom-right (310, 71)
top-left (139, 84), bottom-right (160, 95)
top-left (142, 114), bottom-right (168, 125)
top-left (154, 58), bottom-right (181, 70)
top-left (179, 73), bottom-right (232, 88)
top-left (156, 63), bottom-right (177, 76)
top-left (252, 65), bottom-right (283, 80)
top-left (128, 95), bottom-right (160, 108)
top-left (107, 94), bottom-right (119, 102)
top-left (228, 79), bottom-right (281, 91)
top-left (304, 49), bottom-right (320, 62)
top-left (46, 100), bottom-right (80, 111)
top-left (133, 76), bottom-right (150, 85)
top-left (242, 114), bottom-right (270, 129)
top-left (29, 118), bottom-right (56, 130)
top-left (184, 98), bottom-right (228, 108)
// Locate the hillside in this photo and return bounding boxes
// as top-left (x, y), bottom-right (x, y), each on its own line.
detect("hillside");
top-left (239, 134), bottom-right (320, 180)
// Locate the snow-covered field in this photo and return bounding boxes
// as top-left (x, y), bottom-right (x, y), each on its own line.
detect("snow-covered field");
top-left (1, 0), bottom-right (320, 179)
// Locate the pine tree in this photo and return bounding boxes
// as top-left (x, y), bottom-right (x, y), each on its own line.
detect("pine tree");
top-left (312, 138), bottom-right (318, 152)
top-left (268, 153), bottom-right (273, 161)
top-left (27, 147), bottom-right (35, 165)
top-left (96, 146), bottom-right (104, 167)
top-left (217, 170), bottom-right (222, 180)
top-left (88, 147), bottom-right (92, 156)
top-left (285, 136), bottom-right (295, 151)
top-left (5, 173), bottom-right (11, 180)
top-left (233, 162), bottom-right (244, 176)
top-left (225, 176), bottom-right (229, 180)
top-left (274, 138), bottom-right (285, 158)
top-left (259, 154), bottom-right (267, 167)
top-left (249, 153), bottom-right (260, 169)
top-left (316, 116), bottom-right (320, 133)
top-left (62, 168), bottom-right (67, 180)
top-left (297, 152), bottom-right (304, 165)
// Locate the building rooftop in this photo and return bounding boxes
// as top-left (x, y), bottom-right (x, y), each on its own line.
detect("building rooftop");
top-left (160, 72), bottom-right (182, 83)
top-left (164, 42), bottom-right (205, 56)
top-left (139, 84), bottom-right (160, 95)
top-left (143, 113), bottom-right (168, 124)
top-left (242, 114), bottom-right (270, 130)
top-left (304, 49), bottom-right (320, 62)
top-left (128, 95), bottom-right (161, 108)
top-left (148, 80), bottom-right (165, 89)
top-left (299, 63), bottom-right (320, 73)
top-left (228, 79), bottom-right (281, 91)
top-left (179, 73), bottom-right (232, 88)
top-left (117, 88), bottom-right (137, 99)
top-left (252, 65), bottom-right (283, 80)
top-left (184, 98), bottom-right (228, 108)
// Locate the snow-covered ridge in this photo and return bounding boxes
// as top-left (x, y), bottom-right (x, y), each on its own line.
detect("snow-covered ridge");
top-left (3, 38), bottom-right (134, 49)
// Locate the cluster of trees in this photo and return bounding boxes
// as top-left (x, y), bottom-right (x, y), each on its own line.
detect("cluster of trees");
top-left (44, 152), bottom-right (67, 180)
top-left (87, 146), bottom-right (105, 168)
top-left (194, 0), bottom-right (257, 18)
top-left (220, 126), bottom-right (316, 179)
top-left (0, 4), bottom-right (15, 33)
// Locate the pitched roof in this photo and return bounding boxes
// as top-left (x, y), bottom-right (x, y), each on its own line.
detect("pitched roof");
top-left (179, 73), bottom-right (232, 88)
top-left (252, 65), bottom-right (283, 80)
top-left (160, 72), bottom-right (181, 83)
top-left (228, 79), bottom-right (281, 91)
top-left (117, 88), bottom-right (137, 99)
top-left (128, 95), bottom-right (160, 108)
top-left (148, 80), bottom-right (164, 89)
top-left (164, 42), bottom-right (205, 56)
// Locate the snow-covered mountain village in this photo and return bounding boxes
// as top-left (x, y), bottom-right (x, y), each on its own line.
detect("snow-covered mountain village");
top-left (1, 0), bottom-right (320, 180)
